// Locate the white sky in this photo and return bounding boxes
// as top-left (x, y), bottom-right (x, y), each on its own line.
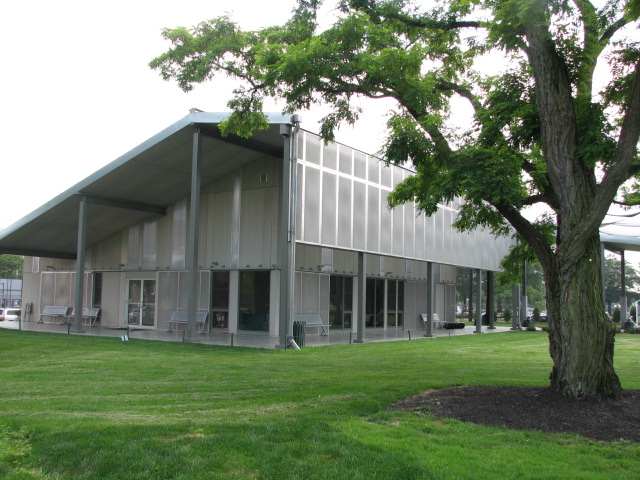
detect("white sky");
top-left (1, 0), bottom-right (638, 261)
top-left (0, 0), bottom-right (393, 230)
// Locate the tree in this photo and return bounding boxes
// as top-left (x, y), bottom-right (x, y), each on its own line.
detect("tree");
top-left (0, 255), bottom-right (23, 279)
top-left (604, 255), bottom-right (640, 311)
top-left (151, 0), bottom-right (640, 398)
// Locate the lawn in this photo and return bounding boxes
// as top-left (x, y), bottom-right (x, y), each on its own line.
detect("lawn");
top-left (0, 329), bottom-right (638, 479)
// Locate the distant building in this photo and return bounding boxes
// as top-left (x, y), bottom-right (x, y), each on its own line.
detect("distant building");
top-left (0, 111), bottom-right (513, 345)
top-left (0, 278), bottom-right (21, 307)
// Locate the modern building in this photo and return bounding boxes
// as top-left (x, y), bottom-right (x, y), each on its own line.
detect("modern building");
top-left (0, 111), bottom-right (513, 346)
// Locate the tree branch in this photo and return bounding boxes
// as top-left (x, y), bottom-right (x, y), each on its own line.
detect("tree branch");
top-left (562, 60), bottom-right (640, 262)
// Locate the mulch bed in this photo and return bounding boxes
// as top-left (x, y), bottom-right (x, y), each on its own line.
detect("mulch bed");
top-left (390, 386), bottom-right (640, 442)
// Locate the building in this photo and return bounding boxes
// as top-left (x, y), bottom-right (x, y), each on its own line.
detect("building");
top-left (0, 111), bottom-right (513, 346)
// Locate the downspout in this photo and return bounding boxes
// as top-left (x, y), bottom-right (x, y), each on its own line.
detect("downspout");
top-left (278, 115), bottom-right (300, 348)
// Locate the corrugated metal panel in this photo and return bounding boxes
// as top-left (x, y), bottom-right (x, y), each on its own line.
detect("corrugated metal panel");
top-left (305, 131), bottom-right (321, 166)
top-left (321, 172), bottom-right (337, 245)
top-left (337, 177), bottom-right (352, 249)
top-left (392, 204), bottom-right (404, 257)
top-left (291, 131), bottom-right (514, 271)
top-left (303, 166), bottom-right (321, 243)
top-left (380, 191), bottom-right (392, 254)
top-left (404, 202), bottom-right (415, 258)
top-left (240, 188), bottom-right (277, 267)
top-left (338, 144), bottom-right (352, 175)
top-left (366, 185), bottom-right (380, 252)
top-left (323, 139), bottom-right (337, 170)
top-left (354, 151), bottom-right (367, 180)
top-left (353, 181), bottom-right (366, 250)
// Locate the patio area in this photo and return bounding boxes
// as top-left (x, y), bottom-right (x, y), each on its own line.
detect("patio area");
top-left (0, 318), bottom-right (516, 348)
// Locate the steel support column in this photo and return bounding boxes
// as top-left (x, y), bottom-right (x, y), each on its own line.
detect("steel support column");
top-left (72, 196), bottom-right (87, 333)
top-left (511, 285), bottom-right (521, 330)
top-left (355, 252), bottom-right (366, 343)
top-left (487, 271), bottom-right (495, 329)
top-left (186, 127), bottom-right (202, 341)
top-left (278, 117), bottom-right (299, 349)
top-left (474, 269), bottom-right (482, 333)
top-left (424, 262), bottom-right (434, 337)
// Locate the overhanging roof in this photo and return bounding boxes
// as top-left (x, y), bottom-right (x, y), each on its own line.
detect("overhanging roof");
top-left (0, 111), bottom-right (293, 259)
top-left (600, 233), bottom-right (640, 254)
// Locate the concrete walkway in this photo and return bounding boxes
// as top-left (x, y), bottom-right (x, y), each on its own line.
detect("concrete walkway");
top-left (0, 318), bottom-right (518, 349)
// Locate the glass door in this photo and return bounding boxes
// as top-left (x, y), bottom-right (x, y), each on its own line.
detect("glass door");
top-left (127, 279), bottom-right (156, 327)
top-left (329, 276), bottom-right (353, 330)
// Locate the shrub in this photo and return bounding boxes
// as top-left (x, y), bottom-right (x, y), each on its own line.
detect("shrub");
top-left (613, 307), bottom-right (621, 324)
top-left (503, 308), bottom-right (511, 323)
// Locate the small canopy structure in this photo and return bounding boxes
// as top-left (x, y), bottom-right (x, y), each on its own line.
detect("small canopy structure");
top-left (600, 233), bottom-right (640, 319)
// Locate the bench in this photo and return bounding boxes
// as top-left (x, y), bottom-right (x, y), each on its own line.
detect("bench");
top-left (421, 313), bottom-right (446, 330)
top-left (166, 311), bottom-right (209, 334)
top-left (68, 307), bottom-right (101, 326)
top-left (294, 314), bottom-right (330, 335)
top-left (39, 306), bottom-right (70, 323)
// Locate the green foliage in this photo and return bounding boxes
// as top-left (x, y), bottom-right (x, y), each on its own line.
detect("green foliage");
top-left (503, 307), bottom-right (511, 323)
top-left (613, 307), bottom-right (622, 323)
top-left (0, 255), bottom-right (23, 279)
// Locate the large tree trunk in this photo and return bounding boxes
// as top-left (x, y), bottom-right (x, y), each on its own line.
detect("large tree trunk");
top-left (545, 235), bottom-right (622, 399)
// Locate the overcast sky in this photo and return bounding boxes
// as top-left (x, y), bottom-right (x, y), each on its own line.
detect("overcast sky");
top-left (1, 0), bottom-right (394, 230)
top-left (1, 0), bottom-right (638, 260)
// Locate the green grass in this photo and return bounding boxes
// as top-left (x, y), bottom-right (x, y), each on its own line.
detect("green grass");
top-left (0, 329), bottom-right (638, 479)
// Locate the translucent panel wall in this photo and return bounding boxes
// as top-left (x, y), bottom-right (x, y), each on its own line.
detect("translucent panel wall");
top-left (295, 130), bottom-right (513, 271)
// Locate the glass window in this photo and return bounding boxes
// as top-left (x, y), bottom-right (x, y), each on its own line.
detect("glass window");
top-left (239, 271), bottom-right (270, 332)
top-left (366, 278), bottom-right (384, 327)
top-left (329, 275), bottom-right (353, 330)
top-left (211, 271), bottom-right (230, 329)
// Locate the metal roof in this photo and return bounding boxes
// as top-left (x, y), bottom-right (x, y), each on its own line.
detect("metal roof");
top-left (0, 111), bottom-right (293, 259)
top-left (600, 233), bottom-right (640, 254)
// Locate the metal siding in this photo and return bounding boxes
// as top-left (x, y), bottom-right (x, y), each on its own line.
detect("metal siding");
top-left (367, 155), bottom-right (380, 184)
top-left (142, 220), bottom-right (157, 269)
top-left (392, 204), bottom-right (404, 256)
top-left (404, 202), bottom-right (415, 258)
top-left (305, 131), bottom-right (322, 165)
top-left (321, 172), bottom-right (337, 246)
top-left (392, 166), bottom-right (404, 188)
top-left (352, 181), bottom-right (367, 250)
top-left (158, 271), bottom-right (178, 327)
top-left (338, 144), bottom-right (352, 175)
top-left (208, 191), bottom-right (233, 268)
top-left (295, 163), bottom-right (305, 242)
top-left (337, 176), bottom-right (352, 249)
top-left (367, 185), bottom-right (380, 252)
top-left (380, 191), bottom-right (392, 255)
top-left (354, 150), bottom-right (367, 180)
top-left (301, 272), bottom-right (320, 314)
top-left (380, 164), bottom-right (392, 188)
top-left (333, 249), bottom-right (357, 274)
top-left (415, 211), bottom-right (425, 259)
top-left (323, 140), bottom-right (337, 170)
top-left (303, 166), bottom-right (321, 244)
top-left (171, 199), bottom-right (187, 269)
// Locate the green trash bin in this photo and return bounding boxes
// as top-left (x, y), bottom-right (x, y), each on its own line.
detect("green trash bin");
top-left (293, 321), bottom-right (306, 347)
